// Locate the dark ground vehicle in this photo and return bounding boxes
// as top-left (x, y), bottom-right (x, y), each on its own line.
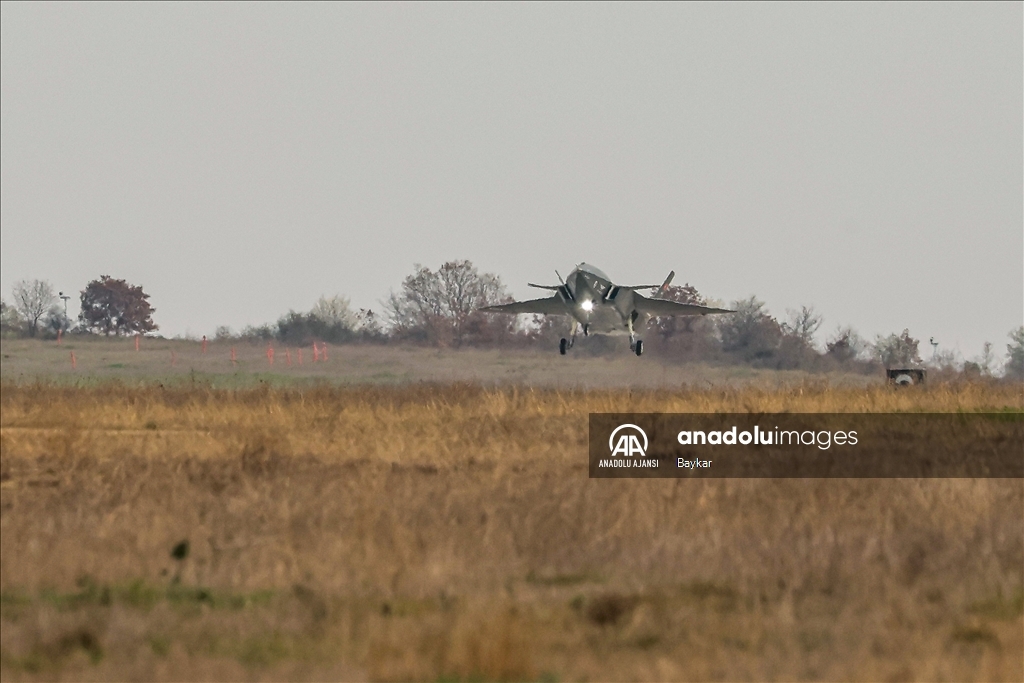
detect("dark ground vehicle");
top-left (887, 368), bottom-right (926, 386)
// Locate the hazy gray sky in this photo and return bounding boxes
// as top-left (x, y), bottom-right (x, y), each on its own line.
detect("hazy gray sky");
top-left (2, 3), bottom-right (1021, 359)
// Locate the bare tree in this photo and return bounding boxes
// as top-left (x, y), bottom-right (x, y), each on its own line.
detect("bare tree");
top-left (386, 260), bottom-right (511, 346)
top-left (782, 305), bottom-right (823, 349)
top-left (11, 279), bottom-right (56, 337)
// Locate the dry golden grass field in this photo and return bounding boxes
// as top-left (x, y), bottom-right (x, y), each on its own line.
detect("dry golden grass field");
top-left (0, 339), bottom-right (1022, 681)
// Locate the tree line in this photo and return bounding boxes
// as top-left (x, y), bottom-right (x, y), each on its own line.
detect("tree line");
top-left (3, 262), bottom-right (1023, 379)
top-left (2, 276), bottom-right (156, 339)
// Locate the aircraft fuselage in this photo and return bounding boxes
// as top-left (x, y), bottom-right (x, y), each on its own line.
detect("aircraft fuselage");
top-left (557, 265), bottom-right (646, 336)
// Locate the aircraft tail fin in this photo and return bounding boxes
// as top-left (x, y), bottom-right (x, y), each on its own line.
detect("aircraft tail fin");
top-left (655, 270), bottom-right (675, 298)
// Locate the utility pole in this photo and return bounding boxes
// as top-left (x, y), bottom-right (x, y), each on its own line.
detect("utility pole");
top-left (58, 292), bottom-right (70, 330)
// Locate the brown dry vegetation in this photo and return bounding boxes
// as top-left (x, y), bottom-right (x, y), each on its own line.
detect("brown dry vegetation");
top-left (1, 378), bottom-right (1022, 681)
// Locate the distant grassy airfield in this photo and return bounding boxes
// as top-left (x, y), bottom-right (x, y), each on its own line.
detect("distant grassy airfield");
top-left (0, 336), bottom-right (877, 389)
top-left (0, 338), bottom-right (1021, 681)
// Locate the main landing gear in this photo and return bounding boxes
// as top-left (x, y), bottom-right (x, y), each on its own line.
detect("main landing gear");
top-left (628, 312), bottom-right (643, 356)
top-left (559, 320), bottom-right (581, 355)
top-left (560, 337), bottom-right (643, 355)
top-left (558, 322), bottom-right (645, 357)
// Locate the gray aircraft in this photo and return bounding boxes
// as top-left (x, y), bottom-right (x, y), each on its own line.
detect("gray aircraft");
top-left (480, 263), bottom-right (734, 356)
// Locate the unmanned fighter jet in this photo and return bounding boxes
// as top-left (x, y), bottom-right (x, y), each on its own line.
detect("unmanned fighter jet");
top-left (480, 263), bottom-right (733, 356)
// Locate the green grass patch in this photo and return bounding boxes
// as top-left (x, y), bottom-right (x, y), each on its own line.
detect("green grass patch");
top-left (950, 625), bottom-right (1001, 647)
top-left (147, 635), bottom-right (170, 657)
top-left (969, 588), bottom-right (1024, 620)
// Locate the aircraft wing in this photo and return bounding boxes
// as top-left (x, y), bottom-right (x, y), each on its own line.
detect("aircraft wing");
top-left (634, 295), bottom-right (734, 316)
top-left (480, 296), bottom-right (568, 315)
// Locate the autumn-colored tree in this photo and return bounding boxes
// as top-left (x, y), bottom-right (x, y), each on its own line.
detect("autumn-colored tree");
top-left (646, 283), bottom-right (708, 338)
top-left (79, 276), bottom-right (157, 336)
top-left (825, 326), bottom-right (866, 363)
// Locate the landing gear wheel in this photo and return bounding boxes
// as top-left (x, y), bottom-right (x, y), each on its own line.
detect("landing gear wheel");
top-left (634, 339), bottom-right (644, 357)
top-left (559, 338), bottom-right (568, 355)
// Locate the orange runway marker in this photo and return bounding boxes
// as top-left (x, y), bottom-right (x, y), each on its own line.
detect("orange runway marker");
top-left (70, 351), bottom-right (77, 370)
top-left (57, 329), bottom-right (62, 345)
top-left (135, 334), bottom-right (140, 352)
top-left (231, 347), bottom-right (237, 366)
top-left (267, 345), bottom-right (275, 366)
top-left (313, 343), bottom-right (320, 362)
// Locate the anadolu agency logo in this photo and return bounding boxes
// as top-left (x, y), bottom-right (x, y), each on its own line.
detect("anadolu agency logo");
top-left (599, 424), bottom-right (658, 468)
top-left (609, 424), bottom-right (647, 457)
